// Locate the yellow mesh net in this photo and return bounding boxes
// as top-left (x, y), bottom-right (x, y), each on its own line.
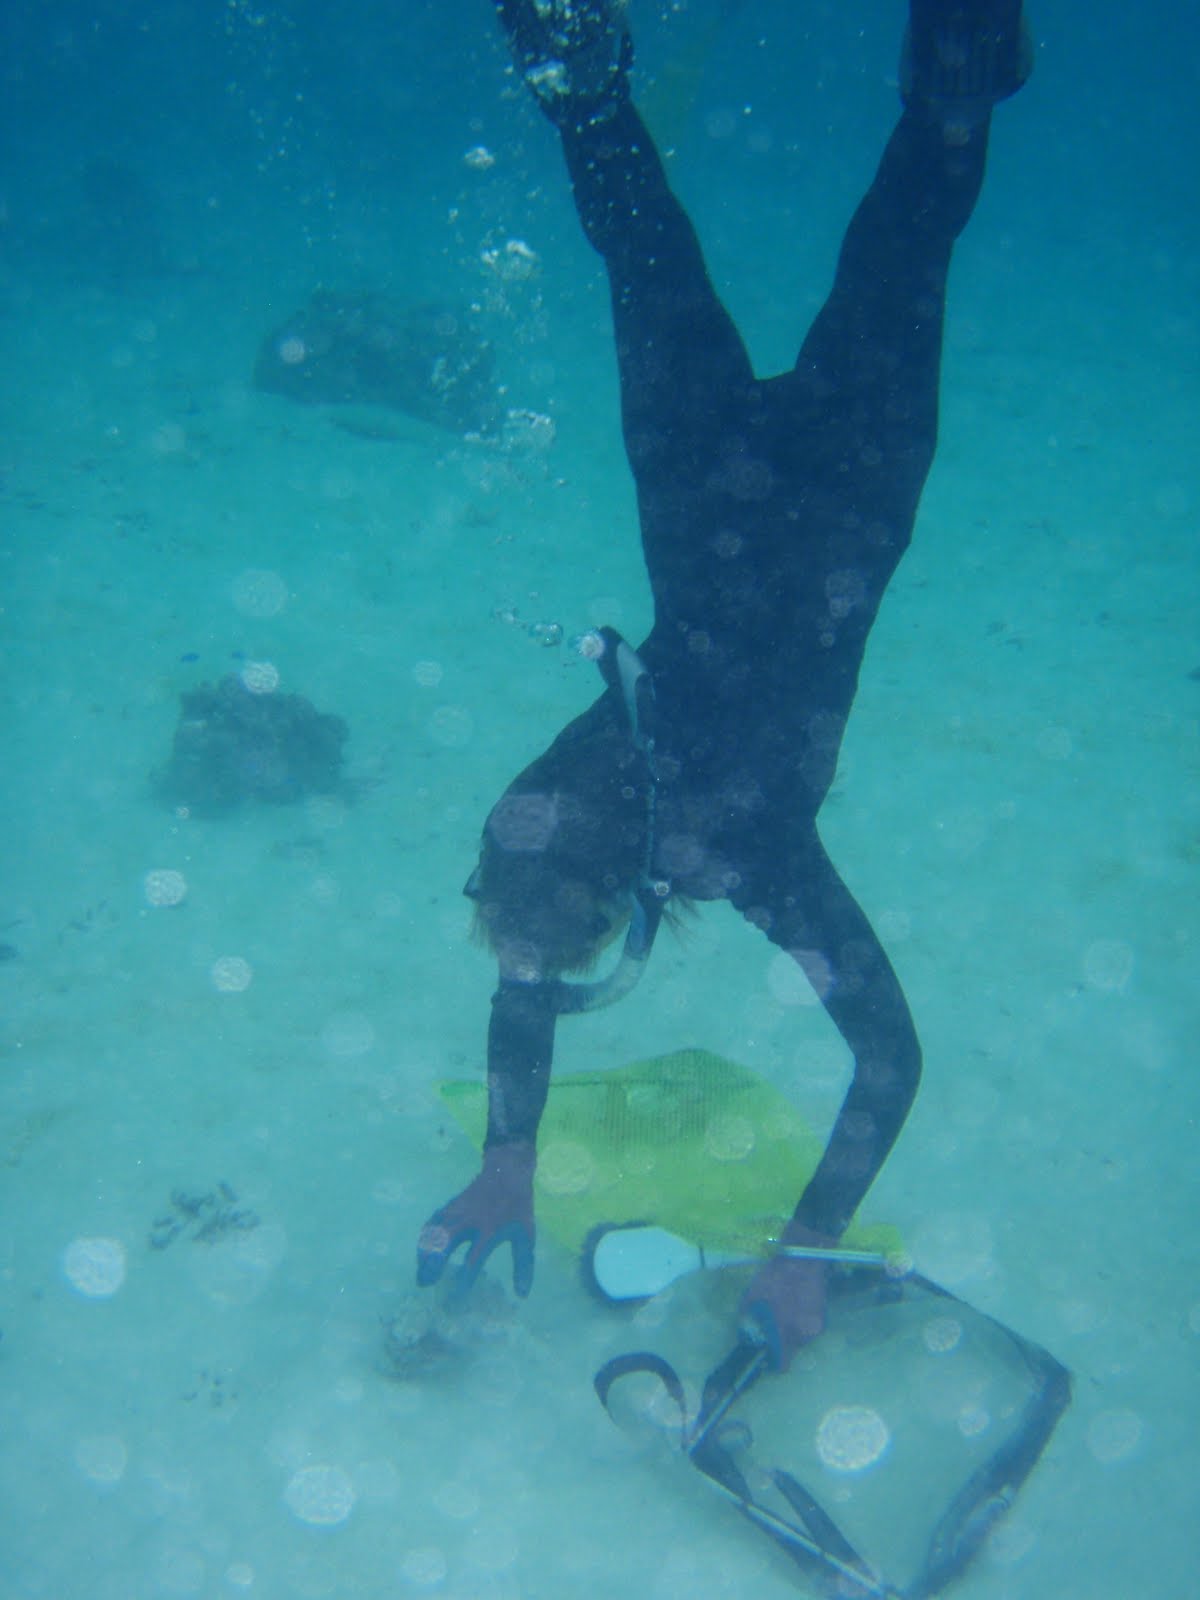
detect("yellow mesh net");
top-left (439, 1047), bottom-right (902, 1259)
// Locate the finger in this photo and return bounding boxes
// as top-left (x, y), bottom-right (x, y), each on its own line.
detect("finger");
top-left (463, 1222), bottom-right (535, 1298)
top-left (416, 1219), bottom-right (477, 1288)
top-left (511, 1224), bottom-right (535, 1298)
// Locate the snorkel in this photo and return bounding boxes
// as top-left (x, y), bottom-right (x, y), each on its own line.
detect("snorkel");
top-left (540, 626), bottom-right (669, 1015)
top-left (477, 626), bottom-right (670, 1148)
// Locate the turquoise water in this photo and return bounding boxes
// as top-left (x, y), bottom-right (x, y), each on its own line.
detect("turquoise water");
top-left (1, 2), bottom-right (1197, 1595)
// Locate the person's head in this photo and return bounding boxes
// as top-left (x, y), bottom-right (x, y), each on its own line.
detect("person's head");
top-left (465, 718), bottom-right (649, 981)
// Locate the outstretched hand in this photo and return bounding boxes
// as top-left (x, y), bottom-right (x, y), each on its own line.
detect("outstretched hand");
top-left (739, 1224), bottom-right (834, 1372)
top-left (416, 1140), bottom-right (536, 1297)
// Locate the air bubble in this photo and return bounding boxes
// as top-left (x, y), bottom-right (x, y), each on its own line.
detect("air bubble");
top-left (527, 620), bottom-right (563, 647)
top-left (503, 409), bottom-right (556, 454)
top-left (480, 238), bottom-right (539, 282)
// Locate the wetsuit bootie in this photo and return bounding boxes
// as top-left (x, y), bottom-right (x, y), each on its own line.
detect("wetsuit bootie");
top-left (494, 0), bottom-right (633, 127)
top-left (901, 0), bottom-right (1033, 132)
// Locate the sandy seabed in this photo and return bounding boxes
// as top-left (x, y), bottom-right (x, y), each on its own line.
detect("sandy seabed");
top-left (2, 44), bottom-right (1198, 1600)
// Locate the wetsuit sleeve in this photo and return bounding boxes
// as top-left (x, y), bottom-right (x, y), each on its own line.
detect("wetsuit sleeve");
top-left (740, 830), bottom-right (922, 1241)
top-left (483, 980), bottom-right (557, 1148)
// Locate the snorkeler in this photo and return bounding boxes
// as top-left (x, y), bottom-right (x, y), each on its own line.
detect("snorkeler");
top-left (417, 0), bottom-right (1031, 1373)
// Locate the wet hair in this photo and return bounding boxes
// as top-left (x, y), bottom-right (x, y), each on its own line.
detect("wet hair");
top-left (465, 711), bottom-right (650, 979)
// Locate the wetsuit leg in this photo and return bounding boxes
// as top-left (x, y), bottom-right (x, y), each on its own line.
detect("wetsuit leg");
top-left (781, 109), bottom-right (991, 524)
top-left (556, 100), bottom-right (757, 464)
top-left (737, 829), bottom-right (921, 1240)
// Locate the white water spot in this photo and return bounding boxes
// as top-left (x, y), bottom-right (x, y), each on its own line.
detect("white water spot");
top-left (1087, 1408), bottom-right (1144, 1464)
top-left (150, 422), bottom-right (187, 456)
top-left (1036, 726), bottom-right (1073, 760)
top-left (537, 1139), bottom-right (596, 1196)
top-left (401, 1546), bottom-right (448, 1587)
top-left (766, 950), bottom-right (819, 1007)
top-left (309, 874), bottom-right (341, 907)
top-left (877, 908), bottom-right (912, 944)
top-left (922, 1315), bottom-right (963, 1354)
top-left (1153, 482), bottom-right (1190, 519)
top-left (144, 868), bottom-right (187, 907)
top-left (703, 1113), bottom-right (756, 1162)
top-left (75, 1433), bottom-right (128, 1485)
top-left (284, 1463), bottom-right (356, 1526)
top-left (987, 1515), bottom-right (1037, 1567)
top-left (910, 1213), bottom-right (994, 1288)
top-left (239, 660), bottom-right (280, 695)
top-left (211, 955), bottom-right (253, 993)
top-left (1083, 939), bottom-right (1134, 993)
top-left (957, 1403), bottom-right (991, 1438)
top-left (155, 1546), bottom-right (206, 1594)
top-left (63, 1236), bottom-right (126, 1298)
top-left (305, 795), bottom-right (347, 832)
top-left (428, 705), bottom-right (474, 748)
top-left (815, 1405), bottom-right (890, 1472)
top-left (465, 1519), bottom-right (520, 1572)
top-left (231, 569), bottom-right (288, 618)
top-left (371, 1177), bottom-right (407, 1206)
top-left (432, 1480), bottom-right (481, 1520)
top-left (193, 1221), bottom-right (286, 1306)
top-left (353, 1457), bottom-right (402, 1504)
top-left (413, 659), bottom-right (444, 688)
top-left (225, 1563), bottom-right (255, 1590)
top-left (321, 1012), bottom-right (376, 1058)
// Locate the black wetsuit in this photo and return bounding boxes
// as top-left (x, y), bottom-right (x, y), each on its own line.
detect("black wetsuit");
top-left (481, 96), bottom-right (990, 1243)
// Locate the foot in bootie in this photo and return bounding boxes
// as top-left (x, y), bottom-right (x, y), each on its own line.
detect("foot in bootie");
top-left (493, 0), bottom-right (632, 126)
top-left (901, 0), bottom-right (1033, 136)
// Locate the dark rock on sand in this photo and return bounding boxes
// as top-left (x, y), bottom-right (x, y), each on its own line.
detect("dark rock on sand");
top-left (155, 675), bottom-right (347, 814)
top-left (254, 291), bottom-right (499, 435)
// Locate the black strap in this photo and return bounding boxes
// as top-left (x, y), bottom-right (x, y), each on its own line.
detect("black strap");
top-left (593, 1274), bottom-right (1069, 1600)
top-left (593, 1350), bottom-right (690, 1442)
